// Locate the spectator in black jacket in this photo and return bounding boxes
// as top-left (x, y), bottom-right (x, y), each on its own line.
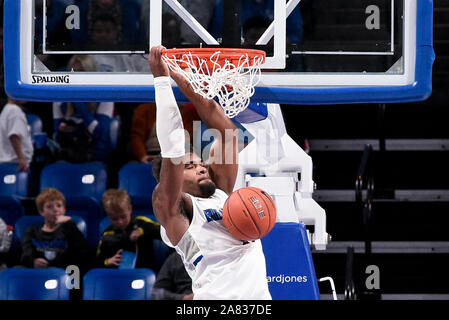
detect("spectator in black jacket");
top-left (97, 189), bottom-right (161, 269)
top-left (21, 188), bottom-right (90, 272)
top-left (151, 251), bottom-right (193, 300)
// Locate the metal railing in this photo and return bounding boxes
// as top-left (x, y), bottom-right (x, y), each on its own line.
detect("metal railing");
top-left (356, 144), bottom-right (375, 255)
top-left (345, 144), bottom-right (376, 300)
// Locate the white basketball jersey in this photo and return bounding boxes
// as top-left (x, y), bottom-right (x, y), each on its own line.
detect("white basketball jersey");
top-left (161, 188), bottom-right (272, 300)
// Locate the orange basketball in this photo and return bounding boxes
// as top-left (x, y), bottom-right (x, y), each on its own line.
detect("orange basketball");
top-left (223, 187), bottom-right (277, 241)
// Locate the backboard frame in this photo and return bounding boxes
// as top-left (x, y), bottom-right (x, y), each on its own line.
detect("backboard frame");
top-left (3, 0), bottom-right (434, 105)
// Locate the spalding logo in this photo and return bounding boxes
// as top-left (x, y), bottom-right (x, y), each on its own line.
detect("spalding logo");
top-left (32, 75), bottom-right (70, 84)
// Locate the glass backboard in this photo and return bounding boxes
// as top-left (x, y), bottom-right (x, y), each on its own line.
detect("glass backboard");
top-left (3, 0), bottom-right (434, 104)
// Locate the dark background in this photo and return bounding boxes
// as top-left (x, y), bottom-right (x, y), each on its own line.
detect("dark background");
top-left (280, 0), bottom-right (449, 299)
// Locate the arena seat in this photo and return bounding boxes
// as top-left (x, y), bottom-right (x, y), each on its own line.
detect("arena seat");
top-left (40, 162), bottom-right (107, 200)
top-left (14, 215), bottom-right (87, 243)
top-left (118, 163), bottom-right (157, 217)
top-left (0, 163), bottom-right (29, 226)
top-left (261, 222), bottom-right (321, 300)
top-left (82, 268), bottom-right (156, 300)
top-left (40, 162), bottom-right (107, 247)
top-left (0, 268), bottom-right (70, 300)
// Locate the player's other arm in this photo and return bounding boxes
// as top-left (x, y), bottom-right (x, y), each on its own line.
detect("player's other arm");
top-left (170, 65), bottom-right (239, 195)
top-left (149, 46), bottom-right (190, 246)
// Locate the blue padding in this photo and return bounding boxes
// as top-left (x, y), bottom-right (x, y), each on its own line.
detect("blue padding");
top-left (118, 163), bottom-right (157, 209)
top-left (261, 223), bottom-right (320, 300)
top-left (14, 215), bottom-right (88, 243)
top-left (0, 268), bottom-right (70, 300)
top-left (234, 102), bottom-right (268, 123)
top-left (0, 163), bottom-right (29, 197)
top-left (3, 0), bottom-right (434, 104)
top-left (82, 268), bottom-right (156, 300)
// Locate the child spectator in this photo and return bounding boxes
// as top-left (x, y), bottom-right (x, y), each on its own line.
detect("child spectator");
top-left (20, 188), bottom-right (91, 272)
top-left (97, 189), bottom-right (161, 269)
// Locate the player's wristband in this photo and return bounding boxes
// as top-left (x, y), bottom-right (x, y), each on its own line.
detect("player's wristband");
top-left (154, 76), bottom-right (185, 158)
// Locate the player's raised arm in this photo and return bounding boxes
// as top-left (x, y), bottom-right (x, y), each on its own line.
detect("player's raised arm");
top-left (149, 46), bottom-right (190, 246)
top-left (170, 66), bottom-right (239, 195)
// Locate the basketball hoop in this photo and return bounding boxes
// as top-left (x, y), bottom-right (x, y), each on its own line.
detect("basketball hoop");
top-left (161, 48), bottom-right (265, 118)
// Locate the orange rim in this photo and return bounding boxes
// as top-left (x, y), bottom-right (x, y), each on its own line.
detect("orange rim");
top-left (161, 48), bottom-right (266, 67)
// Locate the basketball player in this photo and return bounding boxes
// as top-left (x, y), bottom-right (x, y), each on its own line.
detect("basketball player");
top-left (149, 46), bottom-right (272, 300)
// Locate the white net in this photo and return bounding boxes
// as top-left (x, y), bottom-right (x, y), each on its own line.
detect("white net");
top-left (162, 50), bottom-right (264, 118)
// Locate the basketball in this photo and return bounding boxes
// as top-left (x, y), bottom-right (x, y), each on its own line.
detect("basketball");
top-left (223, 187), bottom-right (277, 241)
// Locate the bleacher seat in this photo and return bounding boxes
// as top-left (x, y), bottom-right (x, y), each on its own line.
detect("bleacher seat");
top-left (40, 162), bottom-right (107, 247)
top-left (0, 268), bottom-right (70, 300)
top-left (98, 216), bottom-right (170, 272)
top-left (82, 268), bottom-right (156, 300)
top-left (14, 215), bottom-right (87, 243)
top-left (0, 163), bottom-right (29, 226)
top-left (118, 163), bottom-right (157, 217)
top-left (261, 222), bottom-right (321, 300)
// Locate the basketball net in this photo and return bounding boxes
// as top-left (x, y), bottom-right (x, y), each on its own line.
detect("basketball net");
top-left (162, 49), bottom-right (265, 118)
